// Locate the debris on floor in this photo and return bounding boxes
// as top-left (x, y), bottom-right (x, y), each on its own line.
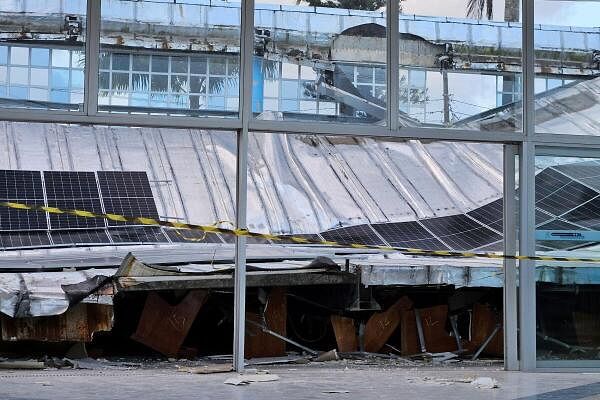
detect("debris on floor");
top-left (224, 371), bottom-right (280, 385)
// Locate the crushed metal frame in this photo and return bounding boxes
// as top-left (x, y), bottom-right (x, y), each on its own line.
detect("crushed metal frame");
top-left (0, 0), bottom-right (598, 372)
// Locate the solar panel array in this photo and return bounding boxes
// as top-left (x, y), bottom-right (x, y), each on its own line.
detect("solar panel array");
top-left (4, 161), bottom-right (600, 252)
top-left (318, 161), bottom-right (600, 253)
top-left (0, 169), bottom-right (182, 248)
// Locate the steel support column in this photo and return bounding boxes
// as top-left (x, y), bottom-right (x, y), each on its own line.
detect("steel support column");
top-left (503, 144), bottom-right (518, 371)
top-left (518, 141), bottom-right (536, 371)
top-left (233, 0), bottom-right (255, 373)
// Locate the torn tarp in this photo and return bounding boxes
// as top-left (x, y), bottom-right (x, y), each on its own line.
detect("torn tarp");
top-left (0, 268), bottom-right (116, 318)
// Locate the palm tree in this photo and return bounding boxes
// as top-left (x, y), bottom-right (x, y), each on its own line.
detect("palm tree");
top-left (467, 0), bottom-right (520, 22)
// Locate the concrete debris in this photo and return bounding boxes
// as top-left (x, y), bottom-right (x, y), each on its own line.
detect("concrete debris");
top-left (0, 360), bottom-right (46, 370)
top-left (179, 364), bottom-right (233, 374)
top-left (224, 372), bottom-right (280, 385)
top-left (470, 377), bottom-right (499, 389)
top-left (247, 355), bottom-right (311, 365)
top-left (315, 349), bottom-right (339, 362)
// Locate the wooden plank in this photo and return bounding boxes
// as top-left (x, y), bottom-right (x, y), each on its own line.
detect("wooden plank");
top-left (1, 303), bottom-right (113, 342)
top-left (330, 315), bottom-right (358, 352)
top-left (470, 303), bottom-right (503, 356)
top-left (131, 290), bottom-right (208, 357)
top-left (245, 287), bottom-right (287, 358)
top-left (400, 309), bottom-right (420, 356)
top-left (364, 296), bottom-right (413, 353)
top-left (417, 305), bottom-right (457, 353)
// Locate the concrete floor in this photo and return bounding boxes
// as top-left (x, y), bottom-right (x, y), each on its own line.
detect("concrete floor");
top-left (1, 363), bottom-right (600, 400)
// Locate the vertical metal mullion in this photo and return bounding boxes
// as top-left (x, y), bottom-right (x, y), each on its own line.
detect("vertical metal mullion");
top-left (519, 0), bottom-right (537, 372)
top-left (519, 141), bottom-right (536, 371)
top-left (386, 0), bottom-right (399, 131)
top-left (503, 144), bottom-right (518, 371)
top-left (233, 0), bottom-right (254, 374)
top-left (84, 0), bottom-right (101, 116)
top-left (523, 0), bottom-right (534, 138)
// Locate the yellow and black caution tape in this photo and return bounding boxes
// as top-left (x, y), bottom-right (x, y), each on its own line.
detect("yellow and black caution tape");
top-left (1, 200), bottom-right (600, 264)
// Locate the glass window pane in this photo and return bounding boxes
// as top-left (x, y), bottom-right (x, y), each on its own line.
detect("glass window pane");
top-left (190, 57), bottom-right (207, 75)
top-left (51, 49), bottom-right (70, 68)
top-left (151, 75), bottom-right (168, 92)
top-left (151, 56), bottom-right (168, 73)
top-left (171, 57), bottom-right (187, 73)
top-left (30, 69), bottom-right (49, 86)
top-left (171, 75), bottom-right (188, 92)
top-left (31, 48), bottom-right (50, 67)
top-left (29, 88), bottom-right (48, 101)
top-left (71, 70), bottom-right (84, 89)
top-left (112, 53), bottom-right (130, 71)
top-left (209, 58), bottom-right (226, 75)
top-left (111, 72), bottom-right (129, 90)
top-left (0, 1), bottom-right (85, 111)
top-left (0, 46), bottom-right (7, 64)
top-left (190, 76), bottom-right (206, 94)
top-left (100, 0), bottom-right (240, 117)
top-left (11, 67), bottom-right (29, 85)
top-left (10, 47), bottom-right (29, 65)
top-left (534, 0), bottom-right (599, 135)
top-left (254, 1), bottom-right (387, 123)
top-left (535, 154), bottom-right (600, 366)
top-left (398, 0), bottom-right (522, 132)
top-left (51, 69), bottom-right (70, 89)
top-left (132, 55), bottom-right (150, 71)
top-left (132, 74), bottom-right (149, 92)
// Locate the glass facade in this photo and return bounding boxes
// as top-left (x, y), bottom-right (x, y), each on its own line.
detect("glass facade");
top-left (99, 0), bottom-right (241, 116)
top-left (0, 0), bottom-right (597, 372)
top-left (0, 0), bottom-right (86, 110)
top-left (253, 0), bottom-right (387, 124)
top-left (535, 155), bottom-right (600, 365)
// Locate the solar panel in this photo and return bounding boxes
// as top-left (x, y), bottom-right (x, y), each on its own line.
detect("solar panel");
top-left (475, 240), bottom-right (503, 252)
top-left (98, 171), bottom-right (154, 198)
top-left (321, 224), bottom-right (385, 246)
top-left (44, 171), bottom-right (105, 229)
top-left (536, 181), bottom-right (597, 217)
top-left (420, 215), bottom-right (502, 251)
top-left (0, 232), bottom-right (50, 248)
top-left (535, 168), bottom-right (572, 201)
top-left (536, 208), bottom-right (554, 225)
top-left (562, 197), bottom-right (600, 229)
top-left (109, 226), bottom-right (169, 243)
top-left (0, 170), bottom-right (47, 231)
top-left (277, 233), bottom-right (324, 245)
top-left (372, 221), bottom-right (448, 250)
top-left (553, 162), bottom-right (600, 192)
top-left (50, 230), bottom-right (111, 245)
top-left (164, 228), bottom-right (224, 244)
top-left (467, 199), bottom-right (503, 232)
top-left (98, 171), bottom-right (158, 226)
top-left (538, 219), bottom-right (583, 230)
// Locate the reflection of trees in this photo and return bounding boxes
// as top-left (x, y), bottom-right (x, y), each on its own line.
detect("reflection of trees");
top-left (467, 0), bottom-right (520, 22)
top-left (98, 52), bottom-right (240, 109)
top-left (300, 0), bottom-right (385, 11)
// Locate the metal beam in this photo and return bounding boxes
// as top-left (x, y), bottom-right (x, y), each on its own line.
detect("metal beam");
top-left (503, 144), bottom-right (519, 371)
top-left (84, 0), bottom-right (101, 116)
top-left (232, 0), bottom-right (254, 374)
top-left (519, 141), bottom-right (537, 371)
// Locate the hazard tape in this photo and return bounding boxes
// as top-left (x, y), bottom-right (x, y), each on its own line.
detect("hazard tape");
top-left (1, 200), bottom-right (600, 264)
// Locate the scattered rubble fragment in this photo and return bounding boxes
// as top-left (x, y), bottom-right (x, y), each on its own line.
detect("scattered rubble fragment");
top-left (224, 371), bottom-right (280, 385)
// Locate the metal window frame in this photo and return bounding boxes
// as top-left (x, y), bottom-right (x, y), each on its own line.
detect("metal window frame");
top-left (2, 0), bottom-right (600, 373)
